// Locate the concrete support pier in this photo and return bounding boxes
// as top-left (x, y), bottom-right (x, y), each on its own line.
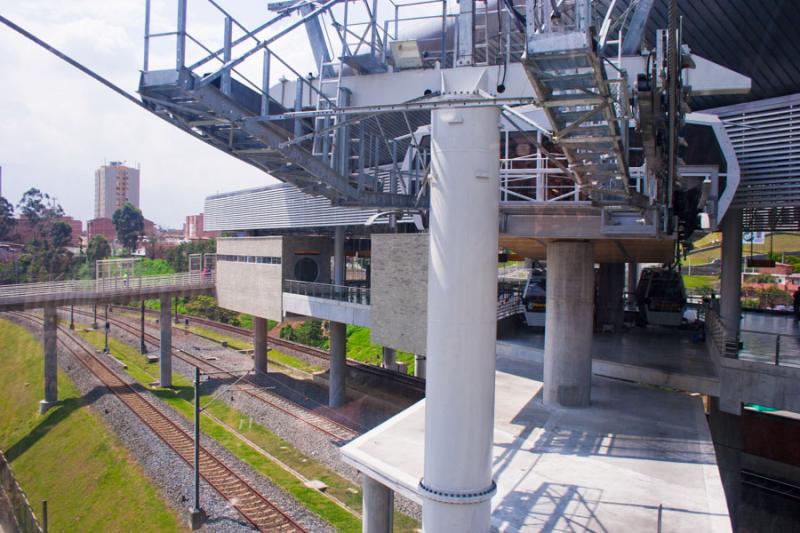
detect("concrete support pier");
top-left (329, 225), bottom-right (347, 407)
top-left (159, 294), bottom-right (173, 387)
top-left (420, 103), bottom-right (500, 531)
top-left (39, 303), bottom-right (58, 413)
top-left (544, 241), bottom-right (594, 407)
top-left (362, 475), bottom-right (393, 533)
top-left (721, 208), bottom-right (743, 349)
top-left (381, 347), bottom-right (396, 368)
top-left (253, 317), bottom-right (268, 374)
top-left (597, 263), bottom-right (625, 331)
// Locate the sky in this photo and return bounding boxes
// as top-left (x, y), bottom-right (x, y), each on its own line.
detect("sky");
top-left (0, 0), bottom-right (324, 229)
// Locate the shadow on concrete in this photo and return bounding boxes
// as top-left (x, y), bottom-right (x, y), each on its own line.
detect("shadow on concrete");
top-left (494, 482), bottom-right (609, 533)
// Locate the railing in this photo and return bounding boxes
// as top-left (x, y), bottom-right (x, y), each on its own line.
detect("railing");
top-left (497, 293), bottom-right (524, 321)
top-left (0, 451), bottom-right (44, 533)
top-left (0, 272), bottom-right (215, 302)
top-left (283, 280), bottom-right (370, 306)
top-left (706, 307), bottom-right (800, 367)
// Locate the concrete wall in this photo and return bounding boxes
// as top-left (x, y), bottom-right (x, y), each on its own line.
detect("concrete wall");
top-left (283, 293), bottom-right (370, 327)
top-left (282, 236), bottom-right (334, 284)
top-left (216, 237), bottom-right (283, 321)
top-left (371, 233), bottom-right (428, 354)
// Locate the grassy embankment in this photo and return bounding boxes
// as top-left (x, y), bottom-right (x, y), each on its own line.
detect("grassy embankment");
top-left (75, 325), bottom-right (419, 533)
top-left (0, 319), bottom-right (185, 533)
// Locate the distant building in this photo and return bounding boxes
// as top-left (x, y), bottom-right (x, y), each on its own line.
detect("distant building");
top-left (184, 213), bottom-right (218, 240)
top-left (88, 216), bottom-right (155, 245)
top-left (94, 161), bottom-right (140, 219)
top-left (15, 215), bottom-right (82, 246)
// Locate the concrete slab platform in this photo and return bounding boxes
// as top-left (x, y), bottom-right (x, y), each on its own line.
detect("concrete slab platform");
top-left (497, 326), bottom-right (720, 395)
top-left (342, 369), bottom-right (730, 532)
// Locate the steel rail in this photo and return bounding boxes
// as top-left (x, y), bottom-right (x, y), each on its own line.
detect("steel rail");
top-left (10, 312), bottom-right (305, 533)
top-left (72, 308), bottom-right (361, 441)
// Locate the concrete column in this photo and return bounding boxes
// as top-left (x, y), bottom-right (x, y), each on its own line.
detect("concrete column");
top-left (720, 208), bottom-right (743, 350)
top-left (40, 303), bottom-right (58, 413)
top-left (414, 354), bottom-right (426, 378)
top-left (362, 475), bottom-right (393, 533)
top-left (421, 103), bottom-right (500, 531)
top-left (626, 262), bottom-right (639, 294)
top-left (329, 226), bottom-right (347, 407)
top-left (544, 241), bottom-right (594, 407)
top-left (381, 347), bottom-right (396, 368)
top-left (597, 263), bottom-right (625, 331)
top-left (253, 317), bottom-right (268, 374)
top-left (159, 294), bottom-right (173, 387)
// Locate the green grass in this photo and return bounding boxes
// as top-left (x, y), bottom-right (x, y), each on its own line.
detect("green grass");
top-left (75, 325), bottom-right (419, 533)
top-left (0, 319), bottom-right (185, 533)
top-left (682, 275), bottom-right (718, 291)
top-left (345, 325), bottom-right (416, 374)
top-left (686, 232), bottom-right (800, 266)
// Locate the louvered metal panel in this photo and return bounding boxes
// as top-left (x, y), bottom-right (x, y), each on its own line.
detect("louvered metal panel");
top-left (205, 183), bottom-right (397, 231)
top-left (712, 93), bottom-right (800, 231)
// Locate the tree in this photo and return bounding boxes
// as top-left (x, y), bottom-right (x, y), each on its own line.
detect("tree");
top-left (87, 235), bottom-right (111, 264)
top-left (17, 188), bottom-right (63, 240)
top-left (0, 197), bottom-right (15, 241)
top-left (49, 221), bottom-right (72, 249)
top-left (112, 202), bottom-right (145, 253)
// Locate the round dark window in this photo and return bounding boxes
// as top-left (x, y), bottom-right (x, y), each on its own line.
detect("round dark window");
top-left (294, 257), bottom-right (319, 282)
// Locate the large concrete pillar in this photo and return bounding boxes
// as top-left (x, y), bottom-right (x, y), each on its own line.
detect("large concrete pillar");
top-left (720, 208), bottom-right (743, 351)
top-left (544, 241), bottom-right (594, 407)
top-left (414, 354), bottom-right (426, 378)
top-left (626, 262), bottom-right (639, 294)
top-left (362, 475), bottom-right (393, 533)
top-left (40, 303), bottom-right (58, 413)
top-left (381, 347), bottom-right (396, 368)
top-left (253, 317), bottom-right (268, 374)
top-left (329, 226), bottom-right (347, 407)
top-left (421, 103), bottom-right (500, 531)
top-left (159, 294), bottom-right (173, 387)
top-left (597, 263), bottom-right (625, 331)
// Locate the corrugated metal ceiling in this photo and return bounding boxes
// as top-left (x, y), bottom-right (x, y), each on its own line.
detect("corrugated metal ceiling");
top-left (599, 0), bottom-right (799, 109)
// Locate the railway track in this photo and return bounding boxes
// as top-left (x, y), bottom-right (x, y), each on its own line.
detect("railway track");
top-left (72, 308), bottom-right (361, 442)
top-left (118, 305), bottom-right (426, 393)
top-left (10, 312), bottom-right (306, 533)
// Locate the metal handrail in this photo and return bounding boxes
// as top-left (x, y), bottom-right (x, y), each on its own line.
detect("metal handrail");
top-left (0, 272), bottom-right (215, 300)
top-left (283, 279), bottom-right (370, 305)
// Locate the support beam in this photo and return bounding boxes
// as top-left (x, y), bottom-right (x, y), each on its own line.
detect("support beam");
top-left (362, 475), bottom-right (394, 533)
top-left (253, 317), bottom-right (268, 374)
top-left (40, 303), bottom-right (58, 413)
top-left (626, 262), bottom-right (639, 294)
top-left (160, 295), bottom-right (173, 387)
top-left (544, 241), bottom-right (594, 407)
top-left (421, 103), bottom-right (499, 531)
top-left (597, 263), bottom-right (625, 332)
top-left (329, 226), bottom-right (347, 407)
top-left (720, 208), bottom-right (743, 352)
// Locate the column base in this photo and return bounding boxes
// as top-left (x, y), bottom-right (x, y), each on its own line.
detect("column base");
top-left (39, 400), bottom-right (57, 414)
top-left (188, 507), bottom-right (206, 530)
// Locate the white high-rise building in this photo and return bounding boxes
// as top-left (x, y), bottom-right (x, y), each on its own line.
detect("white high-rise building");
top-left (94, 162), bottom-right (140, 219)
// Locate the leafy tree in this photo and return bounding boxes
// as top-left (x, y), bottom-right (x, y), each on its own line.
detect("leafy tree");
top-left (279, 320), bottom-right (327, 348)
top-left (757, 285), bottom-right (791, 309)
top-left (49, 221), bottom-right (72, 249)
top-left (0, 197), bottom-right (15, 241)
top-left (17, 188), bottom-right (63, 240)
top-left (87, 234), bottom-right (112, 264)
top-left (184, 295), bottom-right (239, 324)
top-left (164, 239), bottom-right (216, 272)
top-left (112, 202), bottom-right (145, 253)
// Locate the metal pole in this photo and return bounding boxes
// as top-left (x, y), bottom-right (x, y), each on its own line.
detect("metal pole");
top-left (775, 334), bottom-right (781, 366)
top-left (140, 301), bottom-right (147, 354)
top-left (174, 297), bottom-right (179, 324)
top-left (260, 49), bottom-right (271, 117)
top-left (104, 305), bottom-right (109, 353)
top-left (190, 366), bottom-right (205, 527)
top-left (221, 17), bottom-right (233, 95)
top-left (440, 0), bottom-right (447, 64)
top-left (42, 500), bottom-right (48, 533)
top-left (143, 0), bottom-right (151, 71)
top-left (69, 304), bottom-right (74, 330)
top-left (176, 0), bottom-right (187, 69)
top-left (93, 303), bottom-right (98, 329)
